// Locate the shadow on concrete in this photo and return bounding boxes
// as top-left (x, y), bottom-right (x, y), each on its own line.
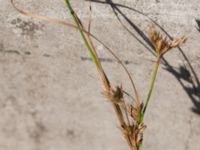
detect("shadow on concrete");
top-left (164, 65), bottom-right (200, 115)
top-left (88, 0), bottom-right (200, 115)
top-left (196, 19), bottom-right (200, 32)
top-left (81, 56), bottom-right (131, 64)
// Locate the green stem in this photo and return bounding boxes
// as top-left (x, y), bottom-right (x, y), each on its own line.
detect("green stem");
top-left (64, 0), bottom-right (100, 69)
top-left (138, 143), bottom-right (142, 150)
top-left (141, 58), bottom-right (160, 122)
top-left (64, 0), bottom-right (111, 89)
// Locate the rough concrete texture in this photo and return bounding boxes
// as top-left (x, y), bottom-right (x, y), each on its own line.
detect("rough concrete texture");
top-left (0, 0), bottom-right (200, 150)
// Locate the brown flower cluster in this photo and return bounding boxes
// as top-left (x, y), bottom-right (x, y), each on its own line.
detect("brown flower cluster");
top-left (105, 86), bottom-right (145, 150)
top-left (149, 30), bottom-right (187, 57)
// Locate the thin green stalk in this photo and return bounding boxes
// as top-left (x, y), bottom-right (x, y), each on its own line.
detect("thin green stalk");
top-left (64, 0), bottom-right (100, 69)
top-left (64, 0), bottom-right (111, 89)
top-left (140, 58), bottom-right (160, 122)
top-left (137, 58), bottom-right (160, 150)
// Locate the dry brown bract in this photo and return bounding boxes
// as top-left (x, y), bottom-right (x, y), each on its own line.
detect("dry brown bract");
top-left (104, 85), bottom-right (145, 150)
top-left (149, 30), bottom-right (187, 57)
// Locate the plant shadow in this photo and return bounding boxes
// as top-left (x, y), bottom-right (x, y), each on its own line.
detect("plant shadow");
top-left (88, 0), bottom-right (200, 115)
top-left (196, 19), bottom-right (200, 32)
top-left (164, 65), bottom-right (200, 114)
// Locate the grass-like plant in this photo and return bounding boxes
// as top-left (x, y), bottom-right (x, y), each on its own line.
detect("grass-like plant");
top-left (12, 0), bottom-right (187, 149)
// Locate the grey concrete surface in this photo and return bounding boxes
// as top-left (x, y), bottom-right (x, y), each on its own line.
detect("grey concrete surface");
top-left (0, 0), bottom-right (200, 150)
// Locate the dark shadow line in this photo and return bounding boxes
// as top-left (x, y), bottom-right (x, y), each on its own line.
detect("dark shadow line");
top-left (86, 0), bottom-right (147, 16)
top-left (81, 56), bottom-right (132, 64)
top-left (196, 19), bottom-right (200, 32)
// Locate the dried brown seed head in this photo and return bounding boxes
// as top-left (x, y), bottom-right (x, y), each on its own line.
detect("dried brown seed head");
top-left (170, 37), bottom-right (187, 48)
top-left (135, 123), bottom-right (147, 146)
top-left (127, 102), bottom-right (143, 123)
top-left (121, 123), bottom-right (146, 149)
top-left (104, 86), bottom-right (124, 104)
top-left (149, 30), bottom-right (187, 57)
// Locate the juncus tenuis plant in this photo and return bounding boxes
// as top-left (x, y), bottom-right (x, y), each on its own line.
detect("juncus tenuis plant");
top-left (12, 0), bottom-right (187, 149)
